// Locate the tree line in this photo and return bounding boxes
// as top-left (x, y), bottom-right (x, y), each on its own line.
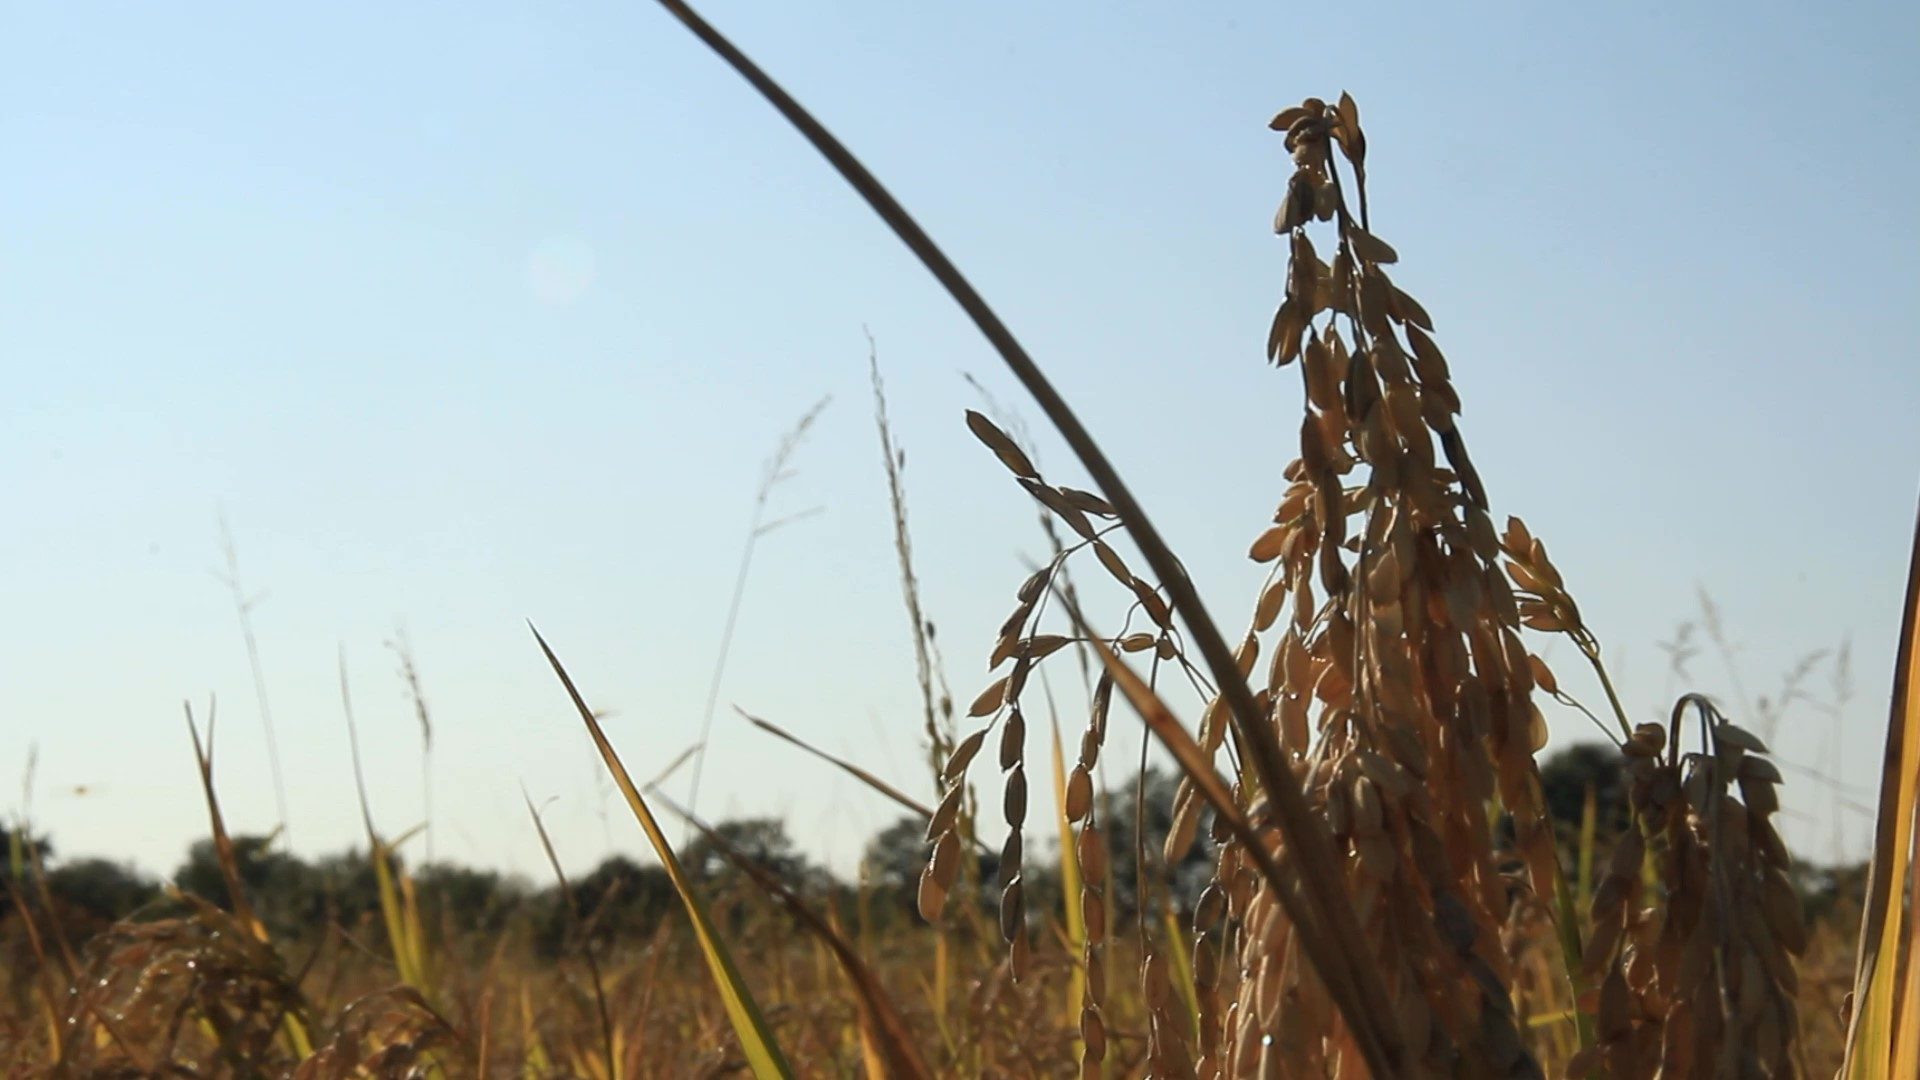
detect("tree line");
top-left (3, 753), bottom-right (1865, 960)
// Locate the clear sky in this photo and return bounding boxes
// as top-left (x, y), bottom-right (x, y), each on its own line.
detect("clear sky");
top-left (4, 2), bottom-right (1917, 881)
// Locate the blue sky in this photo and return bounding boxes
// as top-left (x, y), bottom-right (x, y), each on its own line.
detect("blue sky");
top-left (4, 2), bottom-right (1916, 880)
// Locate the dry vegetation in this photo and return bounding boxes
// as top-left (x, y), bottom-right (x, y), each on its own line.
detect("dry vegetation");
top-left (6, 3), bottom-right (1918, 1078)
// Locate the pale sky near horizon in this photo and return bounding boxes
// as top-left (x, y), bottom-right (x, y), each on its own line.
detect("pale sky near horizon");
top-left (4, 2), bottom-right (1917, 882)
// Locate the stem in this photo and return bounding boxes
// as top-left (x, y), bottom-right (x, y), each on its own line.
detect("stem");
top-left (218, 515), bottom-right (293, 850)
top-left (1547, 840), bottom-right (1598, 1054)
top-left (684, 523), bottom-right (760, 841)
top-left (1576, 633), bottom-right (1636, 741)
top-left (683, 396), bottom-right (828, 839)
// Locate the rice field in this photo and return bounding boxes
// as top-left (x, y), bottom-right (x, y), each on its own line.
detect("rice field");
top-left (7, 4), bottom-right (1919, 1078)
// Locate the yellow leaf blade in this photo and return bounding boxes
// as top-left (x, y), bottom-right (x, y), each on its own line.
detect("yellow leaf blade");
top-left (533, 624), bottom-right (794, 1080)
top-left (1844, 506), bottom-right (1920, 1077)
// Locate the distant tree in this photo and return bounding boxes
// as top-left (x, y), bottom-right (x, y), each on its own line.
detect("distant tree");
top-left (4, 826), bottom-right (52, 860)
top-left (2, 827), bottom-right (54, 900)
top-left (173, 835), bottom-right (332, 936)
top-left (862, 816), bottom-right (928, 901)
top-left (1097, 767), bottom-right (1215, 918)
top-left (1793, 859), bottom-right (1869, 926)
top-left (574, 855), bottom-right (673, 927)
top-left (170, 836), bottom-right (416, 943)
top-left (170, 838), bottom-right (226, 906)
top-left (173, 835), bottom-right (275, 907)
top-left (417, 864), bottom-right (525, 939)
top-left (682, 818), bottom-right (822, 892)
top-left (1538, 742), bottom-right (1632, 842)
top-left (860, 770), bottom-right (1215, 927)
top-left (861, 813), bottom-right (1003, 925)
top-left (46, 859), bottom-right (156, 922)
top-left (307, 849), bottom-right (387, 938)
top-left (531, 855), bottom-right (673, 957)
top-left (871, 768), bottom-right (1215, 927)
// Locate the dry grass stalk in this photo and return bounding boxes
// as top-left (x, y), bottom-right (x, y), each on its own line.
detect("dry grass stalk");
top-left (215, 514), bottom-right (294, 850)
top-left (869, 336), bottom-right (957, 789)
top-left (388, 629), bottom-right (436, 864)
top-left (738, 706), bottom-right (938, 821)
top-left (683, 395), bottom-right (831, 835)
